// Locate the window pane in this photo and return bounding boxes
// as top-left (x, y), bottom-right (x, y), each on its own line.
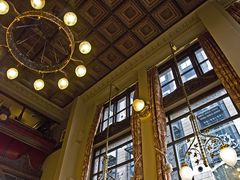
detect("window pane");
top-left (130, 91), bottom-right (134, 105)
top-left (212, 161), bottom-right (240, 180)
top-left (206, 120), bottom-right (240, 167)
top-left (175, 139), bottom-right (193, 167)
top-left (117, 97), bottom-right (126, 112)
top-left (108, 150), bottom-right (117, 167)
top-left (117, 142), bottom-right (133, 165)
top-left (93, 158), bottom-right (99, 174)
top-left (104, 105), bottom-right (114, 120)
top-left (175, 120), bottom-right (240, 179)
top-left (171, 170), bottom-right (179, 180)
top-left (130, 106), bottom-right (133, 116)
top-left (178, 57), bottom-right (193, 74)
top-left (169, 88), bottom-right (227, 121)
top-left (166, 125), bottom-right (172, 144)
top-left (181, 69), bottom-right (197, 83)
top-left (195, 97), bottom-right (238, 129)
top-left (116, 162), bottom-right (134, 180)
top-left (108, 135), bottom-right (132, 152)
top-left (162, 81), bottom-right (177, 97)
top-left (116, 110), bottom-right (126, 122)
top-left (167, 146), bottom-right (177, 168)
top-left (200, 60), bottom-right (213, 73)
top-left (160, 68), bottom-right (174, 86)
top-left (102, 117), bottom-right (113, 131)
top-left (195, 48), bottom-right (208, 63)
top-left (171, 117), bottom-right (193, 140)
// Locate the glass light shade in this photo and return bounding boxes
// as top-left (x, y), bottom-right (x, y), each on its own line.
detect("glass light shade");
top-left (75, 65), bottom-right (87, 77)
top-left (63, 12), bottom-right (77, 26)
top-left (220, 144), bottom-right (237, 167)
top-left (179, 164), bottom-right (194, 180)
top-left (133, 99), bottom-right (145, 112)
top-left (0, 0), bottom-right (9, 15)
top-left (30, 0), bottom-right (45, 10)
top-left (79, 41), bottom-right (91, 54)
top-left (58, 78), bottom-right (69, 90)
top-left (33, 79), bottom-right (45, 91)
top-left (7, 68), bottom-right (18, 80)
top-left (0, 113), bottom-right (7, 121)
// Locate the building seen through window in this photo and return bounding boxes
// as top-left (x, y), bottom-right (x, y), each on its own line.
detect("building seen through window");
top-left (92, 135), bottom-right (134, 180)
top-left (166, 87), bottom-right (240, 180)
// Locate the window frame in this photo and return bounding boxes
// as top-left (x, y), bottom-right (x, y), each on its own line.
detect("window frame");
top-left (165, 85), bottom-right (240, 179)
top-left (158, 43), bottom-right (214, 99)
top-left (91, 132), bottom-right (134, 180)
top-left (98, 85), bottom-right (135, 134)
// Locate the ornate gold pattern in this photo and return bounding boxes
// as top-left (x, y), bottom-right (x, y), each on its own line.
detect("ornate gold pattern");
top-left (148, 67), bottom-right (168, 180)
top-left (131, 85), bottom-right (144, 180)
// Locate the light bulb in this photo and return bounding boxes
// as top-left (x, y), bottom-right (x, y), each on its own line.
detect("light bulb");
top-left (0, 0), bottom-right (9, 15)
top-left (30, 0), bottom-right (45, 10)
top-left (220, 144), bottom-right (237, 167)
top-left (179, 164), bottom-right (194, 180)
top-left (34, 79), bottom-right (45, 91)
top-left (58, 78), bottom-right (69, 90)
top-left (63, 12), bottom-right (77, 26)
top-left (75, 65), bottom-right (87, 77)
top-left (133, 99), bottom-right (145, 112)
top-left (79, 41), bottom-right (91, 54)
top-left (0, 113), bottom-right (7, 121)
top-left (7, 68), bottom-right (18, 80)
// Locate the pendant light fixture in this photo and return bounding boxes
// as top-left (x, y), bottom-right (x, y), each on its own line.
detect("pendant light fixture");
top-left (168, 42), bottom-right (238, 180)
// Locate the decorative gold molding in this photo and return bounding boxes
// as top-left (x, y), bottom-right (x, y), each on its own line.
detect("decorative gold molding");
top-left (0, 76), bottom-right (67, 122)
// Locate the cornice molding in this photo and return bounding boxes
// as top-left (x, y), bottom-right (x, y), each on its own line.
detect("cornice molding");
top-left (80, 12), bottom-right (205, 103)
top-left (0, 76), bottom-right (67, 122)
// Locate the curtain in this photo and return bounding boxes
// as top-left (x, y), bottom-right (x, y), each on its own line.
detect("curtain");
top-left (227, 1), bottom-right (240, 24)
top-left (148, 67), bottom-right (169, 180)
top-left (198, 32), bottom-right (240, 110)
top-left (131, 84), bottom-right (144, 180)
top-left (81, 105), bottom-right (103, 180)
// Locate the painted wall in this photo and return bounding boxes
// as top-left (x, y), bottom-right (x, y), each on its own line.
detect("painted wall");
top-left (41, 149), bottom-right (61, 180)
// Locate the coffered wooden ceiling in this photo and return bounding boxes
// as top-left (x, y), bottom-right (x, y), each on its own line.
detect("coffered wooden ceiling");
top-left (0, 0), bottom-right (205, 107)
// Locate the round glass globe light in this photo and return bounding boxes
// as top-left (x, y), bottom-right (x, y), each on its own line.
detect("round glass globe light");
top-left (58, 78), bottom-right (69, 90)
top-left (75, 65), bottom-right (87, 77)
top-left (79, 41), bottom-right (91, 54)
top-left (63, 12), bottom-right (77, 26)
top-left (0, 0), bottom-right (9, 15)
top-left (7, 68), bottom-right (18, 80)
top-left (30, 0), bottom-right (45, 10)
top-left (34, 79), bottom-right (45, 91)
top-left (179, 164), bottom-right (194, 180)
top-left (133, 99), bottom-right (145, 112)
top-left (0, 113), bottom-right (7, 121)
top-left (220, 144), bottom-right (237, 167)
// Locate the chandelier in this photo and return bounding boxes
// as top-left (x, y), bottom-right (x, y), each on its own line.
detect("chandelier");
top-left (0, 0), bottom-right (91, 91)
top-left (169, 42), bottom-right (238, 180)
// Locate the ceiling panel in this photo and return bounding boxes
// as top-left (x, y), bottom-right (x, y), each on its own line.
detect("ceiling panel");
top-left (0, 0), bottom-right (206, 107)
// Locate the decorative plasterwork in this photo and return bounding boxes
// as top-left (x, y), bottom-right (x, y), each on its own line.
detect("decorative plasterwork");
top-left (0, 76), bottom-right (67, 122)
top-left (80, 12), bottom-right (205, 103)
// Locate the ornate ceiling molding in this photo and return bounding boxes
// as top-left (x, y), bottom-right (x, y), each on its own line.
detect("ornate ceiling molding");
top-left (0, 76), bottom-right (68, 122)
top-left (80, 11), bottom-right (205, 103)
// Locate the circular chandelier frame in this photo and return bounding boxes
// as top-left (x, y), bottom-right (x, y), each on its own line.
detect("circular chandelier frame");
top-left (6, 11), bottom-right (75, 73)
top-left (0, 0), bottom-right (91, 91)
